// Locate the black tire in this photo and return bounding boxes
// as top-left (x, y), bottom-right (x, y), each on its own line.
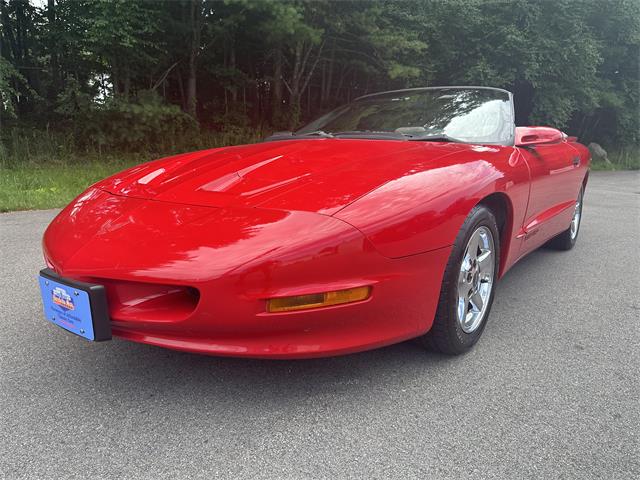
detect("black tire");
top-left (421, 204), bottom-right (500, 355)
top-left (546, 187), bottom-right (583, 251)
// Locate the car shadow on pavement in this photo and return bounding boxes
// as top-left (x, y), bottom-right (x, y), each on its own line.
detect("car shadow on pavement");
top-left (108, 337), bottom-right (446, 387)
top-left (45, 329), bottom-right (475, 412)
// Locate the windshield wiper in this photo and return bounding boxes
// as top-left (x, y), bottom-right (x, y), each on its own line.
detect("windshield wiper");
top-left (404, 133), bottom-right (464, 143)
top-left (332, 131), bottom-right (406, 140)
top-left (264, 130), bottom-right (335, 142)
top-left (294, 130), bottom-right (335, 138)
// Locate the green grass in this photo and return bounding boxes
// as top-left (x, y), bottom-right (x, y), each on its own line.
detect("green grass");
top-left (0, 127), bottom-right (266, 212)
top-left (590, 148), bottom-right (640, 171)
top-left (0, 157), bottom-right (144, 212)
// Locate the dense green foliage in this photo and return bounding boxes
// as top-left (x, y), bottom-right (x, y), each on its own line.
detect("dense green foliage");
top-left (1, 0), bottom-right (639, 158)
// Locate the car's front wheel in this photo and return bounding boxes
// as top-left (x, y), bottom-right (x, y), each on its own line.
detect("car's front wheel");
top-left (422, 205), bottom-right (500, 354)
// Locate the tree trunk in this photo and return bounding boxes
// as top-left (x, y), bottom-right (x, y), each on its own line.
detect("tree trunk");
top-left (285, 40), bottom-right (324, 128)
top-left (123, 68), bottom-right (131, 99)
top-left (47, 0), bottom-right (60, 102)
top-left (229, 38), bottom-right (237, 103)
top-left (186, 0), bottom-right (202, 118)
top-left (321, 44), bottom-right (335, 108)
top-left (271, 47), bottom-right (283, 125)
top-left (287, 41), bottom-right (306, 128)
top-left (177, 67), bottom-right (185, 110)
top-left (335, 64), bottom-right (349, 105)
top-left (187, 61), bottom-right (196, 117)
top-left (111, 64), bottom-right (119, 97)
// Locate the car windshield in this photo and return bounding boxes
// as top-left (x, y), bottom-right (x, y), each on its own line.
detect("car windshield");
top-left (297, 87), bottom-right (514, 145)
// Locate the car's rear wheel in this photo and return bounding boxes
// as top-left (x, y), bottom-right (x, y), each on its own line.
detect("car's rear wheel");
top-left (421, 205), bottom-right (500, 354)
top-left (547, 187), bottom-right (583, 250)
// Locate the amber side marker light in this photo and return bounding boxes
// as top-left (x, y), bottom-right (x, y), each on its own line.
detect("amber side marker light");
top-left (267, 286), bottom-right (371, 313)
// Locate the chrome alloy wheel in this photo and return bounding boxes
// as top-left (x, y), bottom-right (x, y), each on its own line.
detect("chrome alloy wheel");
top-left (457, 226), bottom-right (495, 333)
top-left (570, 191), bottom-right (582, 240)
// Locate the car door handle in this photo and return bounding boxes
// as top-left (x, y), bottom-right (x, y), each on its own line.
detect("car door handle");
top-left (572, 156), bottom-right (580, 166)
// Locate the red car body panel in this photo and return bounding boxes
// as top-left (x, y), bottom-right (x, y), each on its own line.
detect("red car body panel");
top-left (43, 134), bottom-right (589, 358)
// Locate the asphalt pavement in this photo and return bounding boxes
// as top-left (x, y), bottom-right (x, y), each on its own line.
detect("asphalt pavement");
top-left (1, 171), bottom-right (638, 479)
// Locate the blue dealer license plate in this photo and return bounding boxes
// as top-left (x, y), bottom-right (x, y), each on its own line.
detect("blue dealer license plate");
top-left (38, 269), bottom-right (111, 341)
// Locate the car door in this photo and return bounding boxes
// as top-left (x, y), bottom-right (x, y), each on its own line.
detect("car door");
top-left (517, 135), bottom-right (584, 254)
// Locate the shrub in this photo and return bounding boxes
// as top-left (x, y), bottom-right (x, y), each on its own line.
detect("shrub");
top-left (72, 92), bottom-right (199, 153)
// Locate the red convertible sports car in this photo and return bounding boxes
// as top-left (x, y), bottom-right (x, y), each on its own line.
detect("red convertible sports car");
top-left (39, 87), bottom-right (589, 358)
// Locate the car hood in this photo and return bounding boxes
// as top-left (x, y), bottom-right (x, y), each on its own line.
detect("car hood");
top-left (43, 188), bottom-right (368, 283)
top-left (96, 139), bottom-right (471, 215)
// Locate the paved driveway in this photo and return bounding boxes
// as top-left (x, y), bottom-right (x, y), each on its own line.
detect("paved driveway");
top-left (1, 171), bottom-right (638, 479)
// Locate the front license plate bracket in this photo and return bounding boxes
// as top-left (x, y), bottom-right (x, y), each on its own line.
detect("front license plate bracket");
top-left (38, 268), bottom-right (112, 341)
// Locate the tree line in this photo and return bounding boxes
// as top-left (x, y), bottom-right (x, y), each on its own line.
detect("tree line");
top-left (1, 0), bottom-right (638, 152)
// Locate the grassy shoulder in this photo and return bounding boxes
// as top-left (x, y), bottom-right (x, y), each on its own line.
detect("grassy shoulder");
top-left (0, 157), bottom-right (142, 212)
top-left (589, 148), bottom-right (640, 171)
top-left (0, 127), bottom-right (265, 212)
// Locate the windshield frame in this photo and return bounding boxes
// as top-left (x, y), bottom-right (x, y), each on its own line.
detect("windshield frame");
top-left (296, 86), bottom-right (516, 146)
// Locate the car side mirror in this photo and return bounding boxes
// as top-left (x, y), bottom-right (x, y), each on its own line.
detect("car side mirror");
top-left (515, 126), bottom-right (563, 147)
